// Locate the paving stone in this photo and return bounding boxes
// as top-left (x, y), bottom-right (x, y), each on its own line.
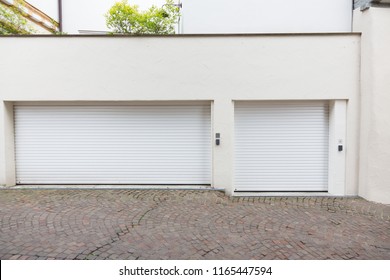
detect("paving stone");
top-left (0, 189), bottom-right (389, 259)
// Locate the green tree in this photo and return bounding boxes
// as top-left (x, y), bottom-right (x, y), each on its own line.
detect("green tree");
top-left (0, 0), bottom-right (34, 35)
top-left (105, 0), bottom-right (180, 35)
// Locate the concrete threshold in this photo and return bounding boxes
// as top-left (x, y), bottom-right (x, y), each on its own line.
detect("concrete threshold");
top-left (1, 185), bottom-right (222, 191)
top-left (233, 192), bottom-right (356, 197)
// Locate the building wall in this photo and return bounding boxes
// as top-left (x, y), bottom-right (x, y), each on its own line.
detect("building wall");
top-left (354, 0), bottom-right (372, 9)
top-left (181, 0), bottom-right (353, 34)
top-left (0, 35), bottom-right (360, 196)
top-left (26, 0), bottom-right (58, 21)
top-left (354, 0), bottom-right (390, 10)
top-left (353, 7), bottom-right (390, 204)
top-left (25, 18), bottom-right (53, 34)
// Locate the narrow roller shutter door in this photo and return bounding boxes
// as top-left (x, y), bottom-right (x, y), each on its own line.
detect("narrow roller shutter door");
top-left (235, 101), bottom-right (329, 191)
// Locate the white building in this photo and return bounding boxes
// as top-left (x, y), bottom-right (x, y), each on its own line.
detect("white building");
top-left (180, 0), bottom-right (352, 34)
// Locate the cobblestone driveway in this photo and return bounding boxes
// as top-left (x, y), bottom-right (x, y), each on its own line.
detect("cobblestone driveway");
top-left (0, 189), bottom-right (389, 260)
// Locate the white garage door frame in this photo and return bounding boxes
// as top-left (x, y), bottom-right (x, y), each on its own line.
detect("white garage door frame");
top-left (233, 100), bottom-right (347, 195)
top-left (14, 101), bottom-right (212, 185)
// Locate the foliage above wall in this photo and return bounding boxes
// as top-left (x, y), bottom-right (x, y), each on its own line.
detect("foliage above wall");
top-left (105, 0), bottom-right (180, 35)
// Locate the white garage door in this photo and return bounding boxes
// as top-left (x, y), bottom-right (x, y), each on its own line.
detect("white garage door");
top-left (14, 105), bottom-right (211, 185)
top-left (235, 101), bottom-right (329, 192)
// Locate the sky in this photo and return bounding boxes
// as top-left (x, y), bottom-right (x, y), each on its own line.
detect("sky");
top-left (27, 0), bottom-right (168, 33)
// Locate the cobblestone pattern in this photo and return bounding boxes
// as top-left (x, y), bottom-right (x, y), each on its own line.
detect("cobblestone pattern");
top-left (0, 190), bottom-right (389, 260)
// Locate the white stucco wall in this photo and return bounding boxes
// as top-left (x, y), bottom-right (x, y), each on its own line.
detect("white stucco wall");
top-left (181, 0), bottom-right (353, 34)
top-left (0, 35), bottom-right (360, 196)
top-left (353, 8), bottom-right (390, 204)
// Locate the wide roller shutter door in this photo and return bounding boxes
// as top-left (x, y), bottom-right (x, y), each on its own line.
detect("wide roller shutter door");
top-left (235, 101), bottom-right (329, 192)
top-left (14, 105), bottom-right (211, 185)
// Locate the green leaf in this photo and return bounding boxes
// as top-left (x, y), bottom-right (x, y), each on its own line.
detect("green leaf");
top-left (105, 0), bottom-right (180, 35)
